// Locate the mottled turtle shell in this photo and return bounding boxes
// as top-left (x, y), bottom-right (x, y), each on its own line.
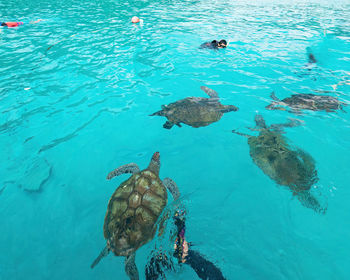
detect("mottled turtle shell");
top-left (163, 97), bottom-right (227, 127)
top-left (282, 94), bottom-right (343, 112)
top-left (103, 170), bottom-right (167, 256)
top-left (248, 130), bottom-right (318, 192)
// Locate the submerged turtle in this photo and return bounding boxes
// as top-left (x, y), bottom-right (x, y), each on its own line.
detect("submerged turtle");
top-left (266, 92), bottom-right (346, 113)
top-left (233, 115), bottom-right (325, 214)
top-left (91, 152), bottom-right (180, 280)
top-left (150, 86), bottom-right (238, 129)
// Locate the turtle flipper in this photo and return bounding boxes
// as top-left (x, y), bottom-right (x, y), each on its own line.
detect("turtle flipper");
top-left (91, 246), bottom-right (109, 269)
top-left (200, 86), bottom-right (219, 99)
top-left (266, 102), bottom-right (287, 111)
top-left (340, 103), bottom-right (347, 113)
top-left (232, 129), bottom-right (251, 138)
top-left (125, 253), bottom-right (139, 280)
top-left (150, 110), bottom-right (165, 116)
top-left (221, 105), bottom-right (239, 113)
top-left (270, 91), bottom-right (280, 102)
top-left (163, 121), bottom-right (174, 129)
top-left (270, 118), bottom-right (303, 132)
top-left (283, 118), bottom-right (303, 127)
top-left (163, 177), bottom-right (180, 200)
top-left (297, 191), bottom-right (326, 214)
top-left (106, 163), bottom-right (140, 180)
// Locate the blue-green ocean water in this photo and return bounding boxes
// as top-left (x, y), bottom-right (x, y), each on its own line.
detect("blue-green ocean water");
top-left (1, 0), bottom-right (350, 279)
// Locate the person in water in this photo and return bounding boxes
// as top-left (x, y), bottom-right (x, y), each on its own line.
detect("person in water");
top-left (1, 19), bottom-right (43, 28)
top-left (200, 39), bottom-right (227, 49)
top-left (1, 22), bottom-right (23, 27)
top-left (131, 16), bottom-right (144, 24)
top-left (145, 209), bottom-right (226, 280)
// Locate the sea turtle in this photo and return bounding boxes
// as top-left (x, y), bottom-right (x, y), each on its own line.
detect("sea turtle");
top-left (266, 92), bottom-right (346, 113)
top-left (91, 152), bottom-right (180, 280)
top-left (150, 86), bottom-right (238, 129)
top-left (233, 115), bottom-right (325, 214)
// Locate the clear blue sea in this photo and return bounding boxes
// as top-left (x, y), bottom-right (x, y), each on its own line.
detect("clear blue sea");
top-left (1, 0), bottom-right (350, 279)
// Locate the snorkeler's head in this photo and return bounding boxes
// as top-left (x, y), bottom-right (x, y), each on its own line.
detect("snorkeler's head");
top-left (131, 16), bottom-right (140, 23)
top-left (1, 22), bottom-right (6, 26)
top-left (218, 40), bottom-right (227, 48)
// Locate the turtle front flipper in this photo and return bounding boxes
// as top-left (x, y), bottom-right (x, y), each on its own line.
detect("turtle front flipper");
top-left (150, 110), bottom-right (165, 116)
top-left (91, 246), bottom-right (109, 269)
top-left (270, 118), bottom-right (303, 132)
top-left (270, 91), bottom-right (281, 102)
top-left (163, 177), bottom-right (180, 200)
top-left (266, 104), bottom-right (286, 111)
top-left (106, 163), bottom-right (140, 180)
top-left (200, 86), bottom-right (219, 99)
top-left (266, 92), bottom-right (282, 110)
top-left (221, 105), bottom-right (239, 113)
top-left (125, 253), bottom-right (139, 280)
top-left (232, 129), bottom-right (251, 138)
top-left (163, 121), bottom-right (174, 129)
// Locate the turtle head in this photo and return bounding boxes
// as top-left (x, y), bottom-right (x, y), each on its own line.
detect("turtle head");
top-left (148, 152), bottom-right (160, 175)
top-left (255, 114), bottom-right (267, 129)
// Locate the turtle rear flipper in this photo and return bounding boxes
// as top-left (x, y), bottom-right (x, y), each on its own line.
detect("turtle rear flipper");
top-left (91, 246), bottom-right (109, 269)
top-left (200, 86), bottom-right (219, 99)
top-left (340, 102), bottom-right (348, 113)
top-left (221, 105), bottom-right (239, 113)
top-left (297, 191), bottom-right (326, 214)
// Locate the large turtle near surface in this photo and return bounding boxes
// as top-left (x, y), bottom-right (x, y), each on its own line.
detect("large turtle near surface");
top-left (150, 86), bottom-right (239, 129)
top-left (266, 92), bottom-right (346, 113)
top-left (91, 152), bottom-right (180, 280)
top-left (233, 115), bottom-right (326, 214)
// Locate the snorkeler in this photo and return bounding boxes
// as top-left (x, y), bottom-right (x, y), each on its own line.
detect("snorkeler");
top-left (145, 209), bottom-right (226, 280)
top-left (131, 16), bottom-right (144, 24)
top-left (1, 19), bottom-right (43, 28)
top-left (200, 39), bottom-right (227, 49)
top-left (1, 22), bottom-right (23, 27)
top-left (304, 47), bottom-right (317, 70)
top-left (308, 53), bottom-right (317, 64)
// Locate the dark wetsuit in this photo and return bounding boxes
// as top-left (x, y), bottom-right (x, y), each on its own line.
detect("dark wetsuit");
top-left (308, 53), bottom-right (317, 64)
top-left (145, 210), bottom-right (226, 280)
top-left (199, 41), bottom-right (218, 49)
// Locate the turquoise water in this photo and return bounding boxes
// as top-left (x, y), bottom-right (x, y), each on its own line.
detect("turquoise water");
top-left (1, 0), bottom-right (350, 279)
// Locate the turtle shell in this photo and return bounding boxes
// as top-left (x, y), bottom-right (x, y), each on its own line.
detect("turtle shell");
top-left (282, 94), bottom-right (342, 112)
top-left (248, 130), bottom-right (318, 192)
top-left (103, 170), bottom-right (167, 256)
top-left (164, 97), bottom-right (225, 127)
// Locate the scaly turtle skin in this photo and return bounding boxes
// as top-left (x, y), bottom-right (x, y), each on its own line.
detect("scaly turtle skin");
top-left (233, 115), bottom-right (325, 214)
top-left (150, 86), bottom-right (238, 129)
top-left (266, 92), bottom-right (346, 113)
top-left (91, 152), bottom-right (180, 280)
